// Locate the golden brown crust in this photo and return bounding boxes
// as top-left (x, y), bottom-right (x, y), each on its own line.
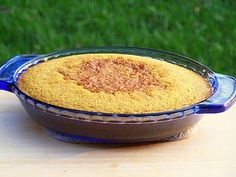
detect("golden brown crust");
top-left (58, 58), bottom-right (162, 94)
top-left (18, 54), bottom-right (212, 113)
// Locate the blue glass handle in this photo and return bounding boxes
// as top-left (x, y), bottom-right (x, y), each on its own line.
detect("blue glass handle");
top-left (0, 54), bottom-right (40, 92)
top-left (196, 73), bottom-right (236, 114)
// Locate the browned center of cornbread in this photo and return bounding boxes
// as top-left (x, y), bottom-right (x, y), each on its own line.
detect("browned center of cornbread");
top-left (59, 58), bottom-right (159, 94)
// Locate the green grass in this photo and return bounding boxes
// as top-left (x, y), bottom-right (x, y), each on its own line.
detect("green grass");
top-left (0, 0), bottom-right (235, 76)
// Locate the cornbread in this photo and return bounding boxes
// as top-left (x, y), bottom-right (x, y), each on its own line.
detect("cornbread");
top-left (18, 54), bottom-right (212, 113)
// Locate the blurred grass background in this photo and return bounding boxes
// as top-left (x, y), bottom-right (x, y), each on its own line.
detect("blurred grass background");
top-left (0, 0), bottom-right (235, 76)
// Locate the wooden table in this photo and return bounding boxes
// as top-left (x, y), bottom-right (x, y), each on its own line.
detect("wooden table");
top-left (0, 91), bottom-right (235, 177)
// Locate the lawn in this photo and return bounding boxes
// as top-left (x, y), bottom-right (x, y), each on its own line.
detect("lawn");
top-left (0, 0), bottom-right (235, 76)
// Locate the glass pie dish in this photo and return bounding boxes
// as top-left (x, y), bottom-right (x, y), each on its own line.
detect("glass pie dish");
top-left (0, 47), bottom-right (235, 143)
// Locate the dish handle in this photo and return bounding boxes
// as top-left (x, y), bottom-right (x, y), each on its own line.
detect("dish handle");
top-left (0, 54), bottom-right (40, 92)
top-left (196, 73), bottom-right (236, 114)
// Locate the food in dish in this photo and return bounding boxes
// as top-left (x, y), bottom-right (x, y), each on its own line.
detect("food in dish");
top-left (18, 54), bottom-right (212, 113)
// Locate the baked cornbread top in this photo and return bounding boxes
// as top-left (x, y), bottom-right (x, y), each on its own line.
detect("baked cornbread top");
top-left (18, 54), bottom-right (212, 113)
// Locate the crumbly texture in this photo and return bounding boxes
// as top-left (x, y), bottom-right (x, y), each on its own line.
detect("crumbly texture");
top-left (18, 54), bottom-right (212, 113)
top-left (58, 58), bottom-right (161, 94)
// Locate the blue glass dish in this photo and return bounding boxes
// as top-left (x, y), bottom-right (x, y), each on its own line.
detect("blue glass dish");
top-left (0, 47), bottom-right (235, 143)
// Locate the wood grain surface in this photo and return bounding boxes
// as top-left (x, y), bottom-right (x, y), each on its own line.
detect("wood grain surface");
top-left (0, 91), bottom-right (235, 177)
